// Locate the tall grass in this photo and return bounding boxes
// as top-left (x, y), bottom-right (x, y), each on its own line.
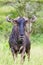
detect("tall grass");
top-left (0, 34), bottom-right (43, 65)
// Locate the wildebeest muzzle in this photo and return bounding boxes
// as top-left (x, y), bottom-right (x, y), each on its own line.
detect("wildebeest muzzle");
top-left (19, 35), bottom-right (25, 40)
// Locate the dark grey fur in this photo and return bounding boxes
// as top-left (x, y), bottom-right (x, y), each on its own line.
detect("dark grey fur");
top-left (9, 25), bottom-right (31, 62)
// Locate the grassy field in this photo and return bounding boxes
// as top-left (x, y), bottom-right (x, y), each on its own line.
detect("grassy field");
top-left (0, 1), bottom-right (43, 65)
top-left (0, 34), bottom-right (43, 65)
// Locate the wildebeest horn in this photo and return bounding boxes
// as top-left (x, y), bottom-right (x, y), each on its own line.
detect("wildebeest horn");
top-left (23, 17), bottom-right (29, 21)
top-left (6, 15), bottom-right (20, 22)
top-left (6, 14), bottom-right (14, 22)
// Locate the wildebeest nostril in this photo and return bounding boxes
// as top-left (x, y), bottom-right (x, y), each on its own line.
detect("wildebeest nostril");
top-left (20, 33), bottom-right (25, 38)
top-left (21, 34), bottom-right (24, 36)
top-left (19, 34), bottom-right (24, 39)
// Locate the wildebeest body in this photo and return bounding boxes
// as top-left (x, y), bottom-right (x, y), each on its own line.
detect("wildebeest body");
top-left (9, 26), bottom-right (31, 54)
top-left (6, 17), bottom-right (32, 63)
top-left (6, 16), bottom-right (36, 63)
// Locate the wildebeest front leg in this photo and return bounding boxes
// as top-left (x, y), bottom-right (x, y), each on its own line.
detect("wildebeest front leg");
top-left (21, 47), bottom-right (25, 63)
top-left (11, 47), bottom-right (17, 61)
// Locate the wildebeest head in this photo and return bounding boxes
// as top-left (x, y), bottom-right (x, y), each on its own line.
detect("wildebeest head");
top-left (6, 16), bottom-right (37, 39)
top-left (6, 16), bottom-right (28, 39)
top-left (15, 17), bottom-right (28, 39)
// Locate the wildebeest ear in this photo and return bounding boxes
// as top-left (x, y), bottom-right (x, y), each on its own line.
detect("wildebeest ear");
top-left (12, 19), bottom-right (17, 23)
top-left (12, 17), bottom-right (20, 23)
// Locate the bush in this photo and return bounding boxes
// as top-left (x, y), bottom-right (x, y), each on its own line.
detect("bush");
top-left (32, 17), bottom-right (43, 34)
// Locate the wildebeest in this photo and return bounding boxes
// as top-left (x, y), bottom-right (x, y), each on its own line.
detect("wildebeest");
top-left (6, 16), bottom-right (37, 63)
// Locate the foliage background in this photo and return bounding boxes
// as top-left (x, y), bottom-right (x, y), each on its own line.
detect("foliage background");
top-left (0, 0), bottom-right (43, 38)
top-left (0, 0), bottom-right (43, 65)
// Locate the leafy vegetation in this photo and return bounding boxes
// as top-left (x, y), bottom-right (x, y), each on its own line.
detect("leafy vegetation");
top-left (0, 0), bottom-right (43, 36)
top-left (0, 0), bottom-right (43, 65)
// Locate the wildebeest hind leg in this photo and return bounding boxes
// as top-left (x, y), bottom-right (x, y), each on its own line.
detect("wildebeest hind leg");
top-left (26, 50), bottom-right (30, 61)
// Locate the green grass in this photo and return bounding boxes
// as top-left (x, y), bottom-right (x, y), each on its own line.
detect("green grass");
top-left (0, 1), bottom-right (43, 65)
top-left (0, 34), bottom-right (43, 65)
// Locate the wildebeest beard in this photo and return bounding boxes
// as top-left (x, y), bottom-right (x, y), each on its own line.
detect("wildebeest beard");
top-left (17, 38), bottom-right (23, 44)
